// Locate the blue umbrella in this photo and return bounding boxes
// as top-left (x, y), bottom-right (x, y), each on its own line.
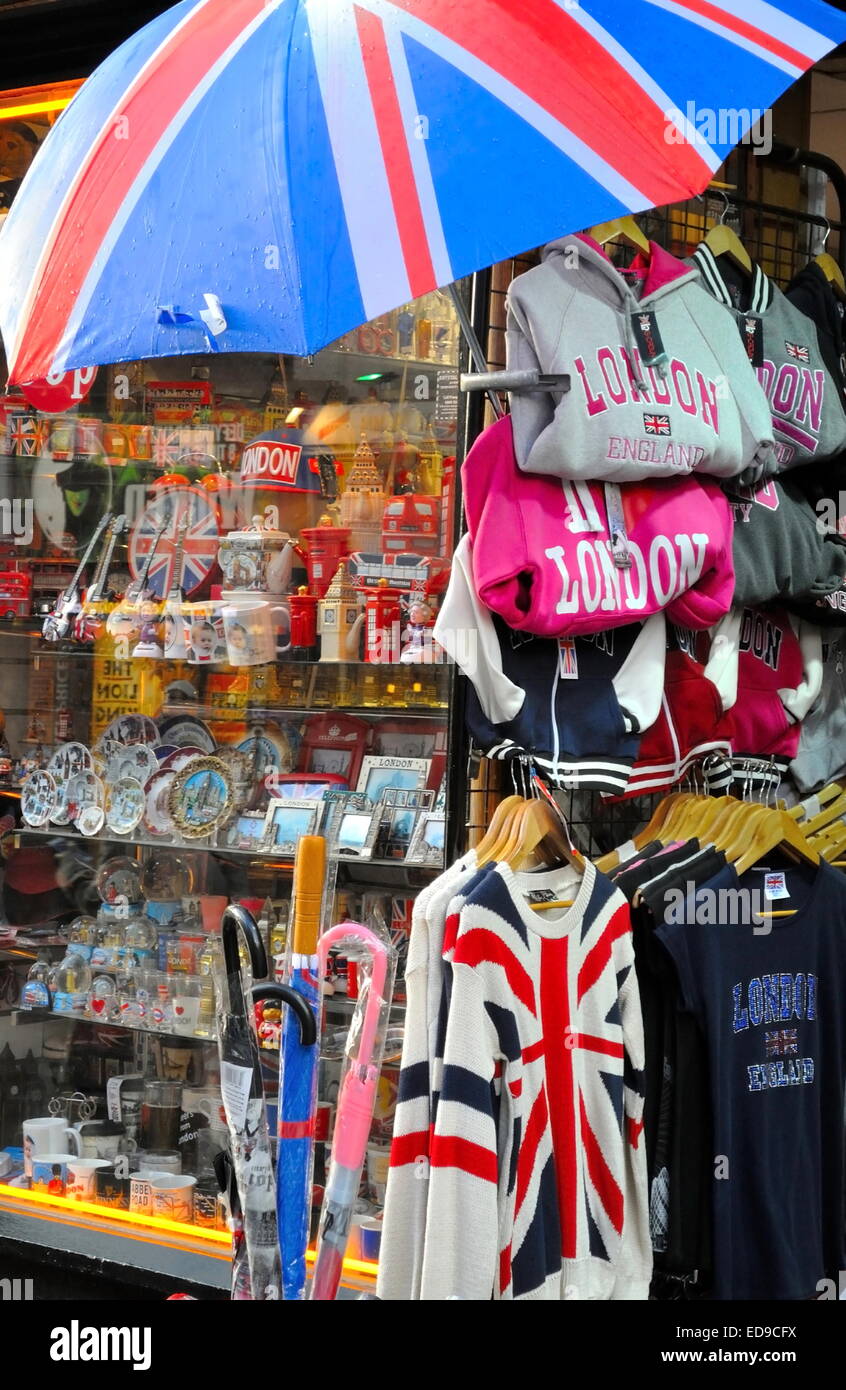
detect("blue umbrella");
top-left (2, 0), bottom-right (845, 381)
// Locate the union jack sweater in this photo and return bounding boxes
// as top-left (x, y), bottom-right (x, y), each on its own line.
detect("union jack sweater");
top-left (410, 860), bottom-right (650, 1300)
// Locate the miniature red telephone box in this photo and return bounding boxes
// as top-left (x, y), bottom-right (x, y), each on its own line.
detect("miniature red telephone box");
top-left (364, 579), bottom-right (402, 664)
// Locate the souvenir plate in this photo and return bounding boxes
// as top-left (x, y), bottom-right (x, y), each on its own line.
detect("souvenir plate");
top-left (104, 780), bottom-right (146, 837)
top-left (154, 745), bottom-right (178, 763)
top-left (49, 780), bottom-right (73, 826)
top-left (68, 772), bottom-right (105, 829)
top-left (143, 769), bottom-right (178, 839)
top-left (168, 756), bottom-right (234, 839)
top-left (161, 745), bottom-right (205, 772)
top-left (141, 852), bottom-right (192, 900)
top-left (77, 805), bottom-right (106, 837)
top-left (97, 714), bottom-right (160, 748)
top-left (106, 743), bottom-right (160, 787)
top-left (21, 770), bottom-right (57, 826)
top-left (48, 743), bottom-right (93, 782)
top-left (157, 715), bottom-right (216, 754)
top-left (234, 723), bottom-right (294, 775)
top-left (215, 747), bottom-right (253, 806)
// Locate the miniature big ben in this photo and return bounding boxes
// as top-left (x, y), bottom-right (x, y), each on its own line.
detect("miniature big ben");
top-left (318, 561), bottom-right (363, 662)
top-left (339, 435), bottom-right (386, 552)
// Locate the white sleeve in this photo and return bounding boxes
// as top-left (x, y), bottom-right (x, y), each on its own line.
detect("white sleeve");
top-left (611, 953), bottom-right (652, 1300)
top-left (704, 608), bottom-right (741, 711)
top-left (780, 618), bottom-right (823, 724)
top-left (612, 613), bottom-right (666, 733)
top-left (435, 535), bottom-right (525, 725)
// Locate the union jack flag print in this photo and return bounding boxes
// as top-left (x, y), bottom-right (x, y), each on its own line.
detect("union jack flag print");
top-left (1, 0), bottom-right (845, 380)
top-left (785, 342), bottom-right (811, 362)
top-left (765, 1029), bottom-right (799, 1056)
top-left (407, 862), bottom-right (649, 1299)
top-left (128, 488), bottom-right (220, 598)
top-left (643, 414), bottom-right (671, 436)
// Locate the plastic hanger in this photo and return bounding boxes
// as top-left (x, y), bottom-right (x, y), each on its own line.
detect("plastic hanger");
top-left (702, 190), bottom-right (752, 276)
top-left (588, 216), bottom-right (650, 256)
top-left (813, 219), bottom-right (846, 302)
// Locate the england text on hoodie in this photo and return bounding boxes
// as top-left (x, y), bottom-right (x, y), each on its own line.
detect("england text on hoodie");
top-left (436, 536), bottom-right (666, 794)
top-left (461, 416), bottom-right (735, 640)
top-left (506, 237), bottom-right (775, 485)
top-left (692, 244), bottom-right (846, 470)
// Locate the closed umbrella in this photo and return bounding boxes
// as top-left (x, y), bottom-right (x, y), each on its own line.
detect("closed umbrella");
top-left (2, 0), bottom-right (845, 380)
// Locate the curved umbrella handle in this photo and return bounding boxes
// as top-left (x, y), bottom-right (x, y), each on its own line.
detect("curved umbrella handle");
top-left (251, 982), bottom-right (317, 1047)
top-left (222, 902), bottom-right (268, 981)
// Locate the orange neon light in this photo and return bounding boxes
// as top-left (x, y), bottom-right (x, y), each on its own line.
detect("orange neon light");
top-left (0, 1183), bottom-right (379, 1279)
top-left (0, 98), bottom-right (73, 120)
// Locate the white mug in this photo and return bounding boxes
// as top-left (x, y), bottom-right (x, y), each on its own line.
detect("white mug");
top-left (150, 1174), bottom-right (196, 1223)
top-left (221, 599), bottom-right (286, 666)
top-left (162, 601), bottom-right (188, 659)
top-left (184, 603), bottom-right (226, 665)
top-left (129, 1169), bottom-right (172, 1216)
top-left (22, 1117), bottom-right (81, 1176)
top-left (66, 1157), bottom-right (111, 1200)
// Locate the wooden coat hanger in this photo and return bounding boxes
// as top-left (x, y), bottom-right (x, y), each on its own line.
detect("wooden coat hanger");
top-left (733, 808), bottom-right (819, 878)
top-left (800, 791), bottom-right (846, 837)
top-left (785, 782), bottom-right (843, 821)
top-left (502, 799), bottom-right (582, 874)
top-left (588, 216), bottom-right (650, 256)
top-left (475, 795), bottom-right (525, 867)
top-left (702, 190), bottom-right (752, 276)
top-left (594, 791), bottom-right (683, 874)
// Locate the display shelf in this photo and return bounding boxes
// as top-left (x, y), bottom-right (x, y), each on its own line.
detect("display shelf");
top-left (7, 1005), bottom-right (216, 1041)
top-left (161, 702), bottom-right (449, 720)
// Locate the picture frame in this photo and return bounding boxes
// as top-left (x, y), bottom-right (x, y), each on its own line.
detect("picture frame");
top-left (378, 786), bottom-right (435, 815)
top-left (380, 804), bottom-right (419, 861)
top-left (217, 810), bottom-right (270, 852)
top-left (298, 713), bottom-right (370, 786)
top-left (355, 755), bottom-right (430, 808)
top-left (321, 788), bottom-right (368, 838)
top-left (262, 797), bottom-right (322, 854)
top-left (334, 807), bottom-right (379, 859)
top-left (406, 811), bottom-right (446, 866)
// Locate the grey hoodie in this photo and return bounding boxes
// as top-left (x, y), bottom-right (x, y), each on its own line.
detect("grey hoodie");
top-left (727, 475), bottom-right (846, 611)
top-left (790, 630), bottom-right (846, 792)
top-left (506, 236), bottom-right (775, 485)
top-left (692, 245), bottom-right (846, 471)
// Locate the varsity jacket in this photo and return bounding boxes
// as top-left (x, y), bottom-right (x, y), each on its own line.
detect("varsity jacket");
top-left (710, 604), bottom-right (823, 783)
top-left (462, 416), bottom-right (735, 639)
top-left (436, 537), bottom-right (666, 793)
top-left (613, 628), bottom-right (734, 799)
top-left (506, 236), bottom-right (775, 484)
top-left (692, 245), bottom-right (846, 470)
top-left (790, 629), bottom-right (846, 793)
top-left (419, 860), bottom-right (651, 1301)
top-left (727, 476), bottom-right (846, 609)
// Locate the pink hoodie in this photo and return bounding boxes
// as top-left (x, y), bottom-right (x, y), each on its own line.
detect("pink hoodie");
top-left (462, 416), bottom-right (735, 639)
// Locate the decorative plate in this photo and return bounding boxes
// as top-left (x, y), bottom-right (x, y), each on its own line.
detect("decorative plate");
top-left (97, 714), bottom-right (160, 748)
top-left (48, 743), bottom-right (93, 782)
top-left (168, 756), bottom-right (235, 839)
top-left (106, 744), bottom-right (160, 788)
top-left (104, 780), bottom-right (146, 837)
top-left (68, 773), bottom-right (105, 829)
top-left (157, 715), bottom-right (216, 754)
top-left (161, 747), bottom-right (206, 773)
top-left (76, 805), bottom-right (106, 837)
top-left (154, 745), bottom-right (179, 763)
top-left (21, 770), bottom-right (57, 826)
top-left (143, 769), bottom-right (179, 839)
top-left (234, 722), bottom-right (294, 776)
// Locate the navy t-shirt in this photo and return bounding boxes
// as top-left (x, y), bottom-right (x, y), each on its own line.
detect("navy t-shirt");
top-left (656, 858), bottom-right (846, 1299)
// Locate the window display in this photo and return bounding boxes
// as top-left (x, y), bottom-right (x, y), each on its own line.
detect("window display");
top-left (0, 265), bottom-right (463, 1295)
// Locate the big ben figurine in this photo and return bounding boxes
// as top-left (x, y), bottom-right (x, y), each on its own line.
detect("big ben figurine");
top-left (317, 562), bottom-right (363, 662)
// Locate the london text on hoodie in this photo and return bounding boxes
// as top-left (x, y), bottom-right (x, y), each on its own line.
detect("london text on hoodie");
top-left (436, 536), bottom-right (666, 794)
top-left (692, 245), bottom-right (846, 470)
top-left (506, 237), bottom-right (775, 485)
top-left (461, 416), bottom-right (735, 640)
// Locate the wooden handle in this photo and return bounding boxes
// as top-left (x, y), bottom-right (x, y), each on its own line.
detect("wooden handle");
top-left (292, 834), bottom-right (326, 955)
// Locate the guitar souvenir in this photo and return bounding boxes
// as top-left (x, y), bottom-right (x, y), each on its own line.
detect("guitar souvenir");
top-left (128, 488), bottom-right (219, 600)
top-left (75, 514), bottom-right (128, 643)
top-left (107, 518), bottom-right (167, 641)
top-left (41, 513), bottom-right (111, 641)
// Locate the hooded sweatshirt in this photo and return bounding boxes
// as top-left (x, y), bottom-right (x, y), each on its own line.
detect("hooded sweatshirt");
top-left (692, 245), bottom-right (846, 471)
top-left (436, 536), bottom-right (666, 793)
top-left (462, 415), bottom-right (735, 639)
top-left (790, 629), bottom-right (846, 793)
top-left (727, 476), bottom-right (846, 609)
top-left (785, 260), bottom-right (846, 407)
top-left (506, 237), bottom-right (775, 484)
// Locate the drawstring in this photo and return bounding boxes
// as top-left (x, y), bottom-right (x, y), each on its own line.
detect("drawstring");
top-left (623, 303), bottom-right (649, 393)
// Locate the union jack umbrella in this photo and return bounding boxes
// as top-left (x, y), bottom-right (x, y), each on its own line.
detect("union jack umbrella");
top-left (128, 487), bottom-right (220, 598)
top-left (1, 0), bottom-right (845, 380)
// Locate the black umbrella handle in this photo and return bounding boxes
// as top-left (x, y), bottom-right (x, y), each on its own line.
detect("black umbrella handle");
top-left (252, 982), bottom-right (317, 1047)
top-left (222, 902), bottom-right (268, 977)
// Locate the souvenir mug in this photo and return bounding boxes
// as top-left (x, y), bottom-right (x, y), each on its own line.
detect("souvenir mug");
top-left (150, 1174), bottom-right (196, 1223)
top-left (162, 601), bottom-right (188, 658)
top-left (221, 599), bottom-right (288, 666)
top-left (32, 1152), bottom-right (76, 1196)
top-left (22, 1117), bottom-right (81, 1176)
top-left (66, 1157), bottom-right (111, 1200)
top-left (184, 602), bottom-right (226, 665)
top-left (129, 1169), bottom-right (171, 1216)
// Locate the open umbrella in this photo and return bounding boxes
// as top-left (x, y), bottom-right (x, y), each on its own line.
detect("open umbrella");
top-left (2, 0), bottom-right (845, 381)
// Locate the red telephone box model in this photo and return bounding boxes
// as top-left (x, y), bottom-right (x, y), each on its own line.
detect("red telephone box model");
top-left (381, 495), bottom-right (440, 556)
top-left (364, 578), bottom-right (403, 664)
top-left (0, 569), bottom-right (32, 618)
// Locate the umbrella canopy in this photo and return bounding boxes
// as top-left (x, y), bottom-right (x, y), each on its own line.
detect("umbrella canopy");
top-left (1, 0), bottom-right (845, 381)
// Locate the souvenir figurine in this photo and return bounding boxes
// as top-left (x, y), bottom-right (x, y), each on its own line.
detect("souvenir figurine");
top-left (317, 562), bottom-right (362, 662)
top-left (400, 597), bottom-right (438, 664)
top-left (363, 578), bottom-right (402, 665)
top-left (339, 436), bottom-right (385, 552)
top-left (300, 516), bottom-right (351, 600)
